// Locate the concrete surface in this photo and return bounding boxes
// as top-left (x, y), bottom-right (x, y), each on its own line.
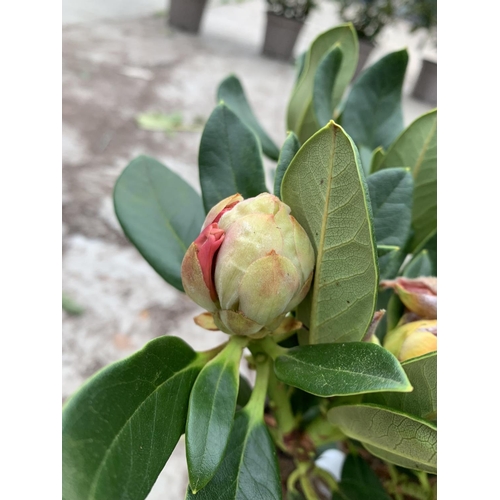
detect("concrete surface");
top-left (62, 1), bottom-right (434, 498)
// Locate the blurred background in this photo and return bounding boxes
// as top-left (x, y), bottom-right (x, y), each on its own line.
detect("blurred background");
top-left (62, 0), bottom-right (436, 497)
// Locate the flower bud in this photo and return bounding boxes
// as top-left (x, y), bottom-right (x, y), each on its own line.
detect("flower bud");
top-left (381, 277), bottom-right (437, 319)
top-left (384, 319), bottom-right (437, 362)
top-left (181, 193), bottom-right (315, 337)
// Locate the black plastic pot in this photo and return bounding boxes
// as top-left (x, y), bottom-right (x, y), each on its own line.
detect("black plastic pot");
top-left (412, 58), bottom-right (437, 106)
top-left (262, 12), bottom-right (305, 61)
top-left (168, 0), bottom-right (208, 34)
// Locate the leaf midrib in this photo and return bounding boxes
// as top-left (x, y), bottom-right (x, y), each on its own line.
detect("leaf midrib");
top-left (412, 116), bottom-right (437, 179)
top-left (310, 126), bottom-right (336, 334)
top-left (87, 362), bottom-right (197, 499)
top-left (281, 355), bottom-right (404, 387)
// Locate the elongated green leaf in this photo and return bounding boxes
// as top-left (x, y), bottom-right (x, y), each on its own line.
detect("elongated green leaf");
top-left (412, 230), bottom-right (437, 276)
top-left (367, 352), bottom-right (437, 421)
top-left (363, 442), bottom-right (436, 474)
top-left (367, 168), bottom-right (413, 247)
top-left (342, 50), bottom-right (408, 170)
top-left (287, 25), bottom-right (358, 136)
top-left (313, 45), bottom-right (344, 127)
top-left (377, 110), bottom-right (437, 248)
top-left (114, 156), bottom-right (205, 292)
top-left (63, 336), bottom-right (203, 500)
top-left (186, 409), bottom-right (282, 500)
top-left (281, 122), bottom-right (378, 344)
top-left (403, 249), bottom-right (433, 278)
top-left (274, 343), bottom-right (411, 397)
top-left (328, 404), bottom-right (437, 474)
top-left (186, 337), bottom-right (245, 492)
top-left (275, 132), bottom-right (300, 197)
top-left (378, 248), bottom-right (407, 281)
top-left (370, 146), bottom-right (385, 173)
top-left (332, 454), bottom-right (391, 500)
top-left (199, 103), bottom-right (267, 213)
top-left (217, 75), bottom-right (280, 160)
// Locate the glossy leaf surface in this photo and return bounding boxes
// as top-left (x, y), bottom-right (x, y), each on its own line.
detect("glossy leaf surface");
top-left (367, 168), bottom-right (413, 247)
top-left (186, 409), bottom-right (282, 500)
top-left (342, 50), bottom-right (408, 170)
top-left (114, 155), bottom-right (205, 291)
top-left (274, 342), bottom-right (411, 397)
top-left (287, 25), bottom-right (358, 138)
top-left (313, 45), bottom-right (344, 127)
top-left (329, 404), bottom-right (437, 473)
top-left (186, 338), bottom-right (244, 492)
top-left (62, 336), bottom-right (202, 500)
top-left (199, 103), bottom-right (267, 213)
top-left (281, 122), bottom-right (378, 344)
top-left (217, 75), bottom-right (280, 160)
top-left (403, 249), bottom-right (433, 278)
top-left (377, 110), bottom-right (437, 249)
top-left (274, 131), bottom-right (300, 197)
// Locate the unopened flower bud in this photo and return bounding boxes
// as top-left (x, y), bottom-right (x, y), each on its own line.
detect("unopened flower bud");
top-left (381, 277), bottom-right (437, 319)
top-left (384, 319), bottom-right (437, 362)
top-left (181, 193), bottom-right (315, 337)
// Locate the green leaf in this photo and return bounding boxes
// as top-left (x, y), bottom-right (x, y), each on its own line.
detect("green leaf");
top-left (342, 50), bottom-right (409, 171)
top-left (217, 75), bottom-right (280, 160)
top-left (378, 248), bottom-right (407, 281)
top-left (313, 45), bottom-right (344, 127)
top-left (62, 336), bottom-right (203, 500)
top-left (402, 249), bottom-right (433, 278)
top-left (386, 292), bottom-right (405, 332)
top-left (114, 155), bottom-right (205, 292)
top-left (332, 454), bottom-right (391, 500)
top-left (377, 110), bottom-right (437, 249)
top-left (186, 409), bottom-right (282, 500)
top-left (412, 230), bottom-right (437, 276)
top-left (186, 337), bottom-right (246, 492)
top-left (287, 25), bottom-right (358, 138)
top-left (366, 352), bottom-right (437, 422)
top-left (367, 168), bottom-right (413, 247)
top-left (328, 404), bottom-right (437, 474)
top-left (281, 122), bottom-right (378, 344)
top-left (199, 103), bottom-right (267, 213)
top-left (274, 342), bottom-right (412, 397)
top-left (274, 132), bottom-right (300, 197)
top-left (370, 146), bottom-right (385, 173)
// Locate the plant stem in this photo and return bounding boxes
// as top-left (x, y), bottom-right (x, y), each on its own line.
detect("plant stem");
top-left (313, 466), bottom-right (339, 492)
top-left (299, 474), bottom-right (319, 500)
top-left (257, 335), bottom-right (288, 359)
top-left (415, 471), bottom-right (432, 499)
top-left (198, 335), bottom-right (248, 364)
top-left (387, 464), bottom-right (404, 500)
top-left (245, 352), bottom-right (271, 420)
top-left (267, 363), bottom-right (296, 434)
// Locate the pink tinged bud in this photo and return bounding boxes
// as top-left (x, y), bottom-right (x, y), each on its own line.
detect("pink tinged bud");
top-left (182, 192), bottom-right (315, 337)
top-left (381, 277), bottom-right (437, 319)
top-left (194, 223), bottom-right (225, 301)
top-left (238, 251), bottom-right (301, 326)
top-left (181, 242), bottom-right (217, 313)
top-left (202, 193), bottom-right (243, 229)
